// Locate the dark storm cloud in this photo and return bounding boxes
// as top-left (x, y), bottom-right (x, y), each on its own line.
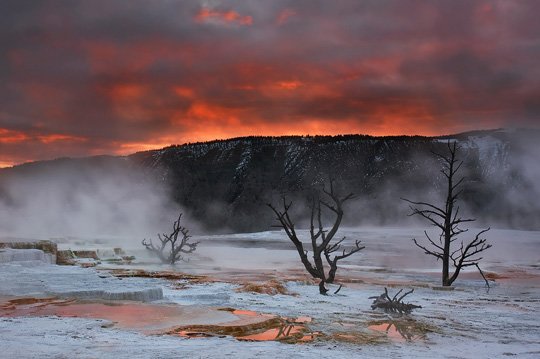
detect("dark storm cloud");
top-left (1, 0), bottom-right (539, 166)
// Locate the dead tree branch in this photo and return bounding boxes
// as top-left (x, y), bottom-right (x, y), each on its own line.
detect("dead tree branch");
top-left (268, 179), bottom-right (363, 295)
top-left (402, 141), bottom-right (492, 287)
top-left (142, 213), bottom-right (199, 264)
top-left (370, 287), bottom-right (421, 314)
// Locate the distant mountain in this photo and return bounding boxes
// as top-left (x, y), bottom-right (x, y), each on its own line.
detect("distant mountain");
top-left (2, 129), bottom-right (540, 233)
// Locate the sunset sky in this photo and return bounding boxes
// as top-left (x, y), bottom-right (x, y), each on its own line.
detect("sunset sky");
top-left (1, 0), bottom-right (539, 166)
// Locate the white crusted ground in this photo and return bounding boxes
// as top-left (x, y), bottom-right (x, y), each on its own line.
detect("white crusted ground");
top-left (1, 227), bottom-right (539, 358)
top-left (0, 248), bottom-right (55, 264)
top-left (0, 260), bottom-right (162, 301)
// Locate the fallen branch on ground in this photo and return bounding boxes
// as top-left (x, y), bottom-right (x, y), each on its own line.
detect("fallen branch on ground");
top-left (369, 287), bottom-right (421, 314)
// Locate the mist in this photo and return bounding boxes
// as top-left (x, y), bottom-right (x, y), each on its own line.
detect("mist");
top-left (489, 131), bottom-right (540, 229)
top-left (1, 131), bottom-right (539, 244)
top-left (0, 156), bottom-right (187, 244)
top-left (294, 132), bottom-right (540, 231)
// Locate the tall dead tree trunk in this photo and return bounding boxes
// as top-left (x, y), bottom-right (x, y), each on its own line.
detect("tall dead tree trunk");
top-left (142, 213), bottom-right (199, 264)
top-left (403, 142), bottom-right (492, 287)
top-left (268, 180), bottom-right (364, 294)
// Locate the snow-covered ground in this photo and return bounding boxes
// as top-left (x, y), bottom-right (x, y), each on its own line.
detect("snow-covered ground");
top-left (1, 227), bottom-right (539, 358)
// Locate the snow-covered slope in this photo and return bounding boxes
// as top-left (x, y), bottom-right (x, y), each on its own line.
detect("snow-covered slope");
top-left (129, 129), bottom-right (540, 231)
top-left (1, 129), bottom-right (539, 234)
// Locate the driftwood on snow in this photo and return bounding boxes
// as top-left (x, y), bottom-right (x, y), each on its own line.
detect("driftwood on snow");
top-left (370, 288), bottom-right (421, 314)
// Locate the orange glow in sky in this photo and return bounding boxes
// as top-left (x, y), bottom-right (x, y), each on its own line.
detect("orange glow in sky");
top-left (1, 1), bottom-right (538, 167)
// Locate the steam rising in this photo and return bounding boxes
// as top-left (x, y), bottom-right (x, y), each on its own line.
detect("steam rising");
top-left (1, 130), bottom-right (539, 242)
top-left (303, 131), bottom-right (540, 231)
top-left (0, 157), bottom-right (181, 241)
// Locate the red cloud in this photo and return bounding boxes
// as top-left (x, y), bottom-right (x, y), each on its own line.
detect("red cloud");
top-left (1, 1), bottom-right (538, 167)
top-left (276, 9), bottom-right (296, 25)
top-left (0, 128), bottom-right (86, 145)
top-left (0, 128), bottom-right (30, 144)
top-left (195, 7), bottom-right (252, 26)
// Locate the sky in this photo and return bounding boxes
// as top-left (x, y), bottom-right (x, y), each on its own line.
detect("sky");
top-left (1, 0), bottom-right (539, 167)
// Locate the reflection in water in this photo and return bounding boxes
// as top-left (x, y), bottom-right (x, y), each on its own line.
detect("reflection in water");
top-left (368, 320), bottom-right (427, 342)
top-left (231, 309), bottom-right (275, 318)
top-left (0, 299), bottom-right (183, 329)
top-left (2, 298), bottom-right (317, 344)
top-left (178, 321), bottom-right (317, 343)
top-left (237, 324), bottom-right (303, 341)
top-left (176, 314), bottom-right (317, 343)
top-left (232, 309), bottom-right (258, 316)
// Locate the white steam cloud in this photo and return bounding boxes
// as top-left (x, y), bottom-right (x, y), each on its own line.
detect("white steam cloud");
top-left (0, 157), bottom-right (185, 243)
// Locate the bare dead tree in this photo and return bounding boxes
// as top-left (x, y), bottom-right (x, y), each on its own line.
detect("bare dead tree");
top-left (268, 180), bottom-right (364, 295)
top-left (369, 288), bottom-right (421, 314)
top-left (403, 141), bottom-right (492, 287)
top-left (142, 213), bottom-right (199, 264)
